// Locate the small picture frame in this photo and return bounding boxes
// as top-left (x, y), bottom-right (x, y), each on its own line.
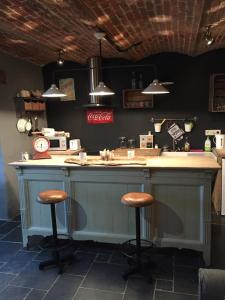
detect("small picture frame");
top-left (59, 78), bottom-right (76, 101)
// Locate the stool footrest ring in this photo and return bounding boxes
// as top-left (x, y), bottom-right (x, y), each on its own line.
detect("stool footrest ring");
top-left (121, 238), bottom-right (155, 261)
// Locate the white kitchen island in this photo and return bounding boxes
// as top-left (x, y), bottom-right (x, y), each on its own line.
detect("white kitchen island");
top-left (9, 152), bottom-right (220, 265)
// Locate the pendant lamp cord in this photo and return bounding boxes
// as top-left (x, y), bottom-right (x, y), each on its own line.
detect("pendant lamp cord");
top-left (99, 39), bottom-right (102, 59)
top-left (99, 38), bottom-right (103, 81)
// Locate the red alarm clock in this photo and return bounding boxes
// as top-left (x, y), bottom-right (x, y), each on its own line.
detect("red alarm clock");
top-left (32, 136), bottom-right (51, 159)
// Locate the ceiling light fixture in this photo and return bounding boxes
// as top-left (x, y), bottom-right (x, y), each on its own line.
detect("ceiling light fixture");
top-left (141, 63), bottom-right (173, 94)
top-left (57, 49), bottom-right (65, 66)
top-left (142, 79), bottom-right (170, 94)
top-left (204, 25), bottom-right (214, 46)
top-left (42, 84), bottom-right (66, 98)
top-left (42, 50), bottom-right (67, 98)
top-left (89, 32), bottom-right (115, 96)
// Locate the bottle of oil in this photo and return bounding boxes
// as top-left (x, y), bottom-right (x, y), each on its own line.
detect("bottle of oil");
top-left (184, 136), bottom-right (190, 152)
top-left (204, 136), bottom-right (211, 152)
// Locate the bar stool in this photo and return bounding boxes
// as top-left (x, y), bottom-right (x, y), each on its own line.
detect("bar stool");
top-left (37, 190), bottom-right (74, 274)
top-left (121, 192), bottom-right (155, 281)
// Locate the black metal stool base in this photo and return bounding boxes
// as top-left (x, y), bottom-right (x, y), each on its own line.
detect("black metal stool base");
top-left (121, 238), bottom-right (155, 261)
top-left (39, 235), bottom-right (71, 250)
top-left (121, 207), bottom-right (156, 283)
top-left (122, 264), bottom-right (153, 282)
top-left (39, 251), bottom-right (74, 274)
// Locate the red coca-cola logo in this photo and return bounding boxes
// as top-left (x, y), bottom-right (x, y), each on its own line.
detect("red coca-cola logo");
top-left (86, 109), bottom-right (114, 124)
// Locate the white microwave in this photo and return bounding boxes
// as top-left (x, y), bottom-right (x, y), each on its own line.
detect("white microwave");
top-left (48, 136), bottom-right (67, 151)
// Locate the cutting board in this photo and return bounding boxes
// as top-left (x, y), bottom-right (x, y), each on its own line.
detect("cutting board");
top-left (64, 157), bottom-right (146, 166)
top-left (48, 148), bottom-right (84, 155)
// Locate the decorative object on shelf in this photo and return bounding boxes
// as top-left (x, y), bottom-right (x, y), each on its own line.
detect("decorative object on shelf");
top-left (59, 78), bottom-right (76, 101)
top-left (31, 89), bottom-right (42, 97)
top-left (32, 136), bottom-right (51, 160)
top-left (89, 31), bottom-right (115, 96)
top-left (42, 84), bottom-right (66, 98)
top-left (203, 25), bottom-right (214, 46)
top-left (19, 89), bottom-right (31, 97)
top-left (86, 108), bottom-right (114, 124)
top-left (123, 89), bottom-right (153, 109)
top-left (209, 73), bottom-right (225, 112)
top-left (57, 49), bottom-right (65, 66)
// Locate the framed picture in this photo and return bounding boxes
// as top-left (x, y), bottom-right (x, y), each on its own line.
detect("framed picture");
top-left (59, 78), bottom-right (76, 101)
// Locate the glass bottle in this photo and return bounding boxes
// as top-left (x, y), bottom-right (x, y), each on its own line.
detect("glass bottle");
top-left (184, 136), bottom-right (190, 152)
top-left (128, 139), bottom-right (136, 149)
top-left (131, 72), bottom-right (136, 89)
top-left (138, 73), bottom-right (143, 89)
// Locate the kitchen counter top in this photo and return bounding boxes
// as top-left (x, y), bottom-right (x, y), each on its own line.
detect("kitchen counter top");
top-left (9, 152), bottom-right (220, 169)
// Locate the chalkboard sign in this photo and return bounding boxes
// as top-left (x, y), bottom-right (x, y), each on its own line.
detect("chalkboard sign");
top-left (209, 73), bottom-right (225, 112)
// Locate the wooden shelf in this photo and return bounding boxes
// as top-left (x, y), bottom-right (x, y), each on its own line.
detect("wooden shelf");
top-left (209, 73), bottom-right (225, 112)
top-left (15, 97), bottom-right (46, 112)
top-left (123, 89), bottom-right (154, 109)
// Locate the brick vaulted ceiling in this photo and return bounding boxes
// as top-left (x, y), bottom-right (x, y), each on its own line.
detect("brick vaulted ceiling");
top-left (0, 0), bottom-right (225, 65)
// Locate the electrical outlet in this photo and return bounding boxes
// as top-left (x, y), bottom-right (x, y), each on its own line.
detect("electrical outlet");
top-left (205, 129), bottom-right (221, 136)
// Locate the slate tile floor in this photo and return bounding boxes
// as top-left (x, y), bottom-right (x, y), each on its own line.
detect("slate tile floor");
top-left (0, 217), bottom-right (202, 300)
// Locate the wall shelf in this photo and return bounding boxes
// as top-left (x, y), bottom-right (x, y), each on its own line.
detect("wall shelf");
top-left (123, 89), bottom-right (154, 109)
top-left (209, 73), bottom-right (225, 112)
top-left (15, 97), bottom-right (46, 112)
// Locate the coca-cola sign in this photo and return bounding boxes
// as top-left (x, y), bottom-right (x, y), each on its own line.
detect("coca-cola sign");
top-left (86, 109), bottom-right (114, 124)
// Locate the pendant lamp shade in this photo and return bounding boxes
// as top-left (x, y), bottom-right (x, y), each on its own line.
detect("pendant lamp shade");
top-left (142, 79), bottom-right (169, 94)
top-left (89, 81), bottom-right (115, 96)
top-left (42, 84), bottom-right (66, 98)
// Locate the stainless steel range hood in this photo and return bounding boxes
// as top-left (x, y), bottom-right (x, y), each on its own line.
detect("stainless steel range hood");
top-left (83, 57), bottom-right (112, 107)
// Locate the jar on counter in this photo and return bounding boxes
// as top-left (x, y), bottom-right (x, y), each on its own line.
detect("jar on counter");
top-left (118, 137), bottom-right (127, 148)
top-left (127, 139), bottom-right (136, 149)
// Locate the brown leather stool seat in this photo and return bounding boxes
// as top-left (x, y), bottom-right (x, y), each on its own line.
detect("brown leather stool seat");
top-left (121, 192), bottom-right (155, 282)
top-left (36, 189), bottom-right (74, 274)
top-left (37, 190), bottom-right (68, 204)
top-left (121, 192), bottom-right (155, 208)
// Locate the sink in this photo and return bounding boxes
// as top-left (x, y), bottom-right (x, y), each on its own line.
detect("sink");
top-left (161, 151), bottom-right (216, 158)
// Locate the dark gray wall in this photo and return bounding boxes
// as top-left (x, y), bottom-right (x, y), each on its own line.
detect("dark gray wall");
top-left (0, 51), bottom-right (46, 219)
top-left (44, 49), bottom-right (225, 153)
